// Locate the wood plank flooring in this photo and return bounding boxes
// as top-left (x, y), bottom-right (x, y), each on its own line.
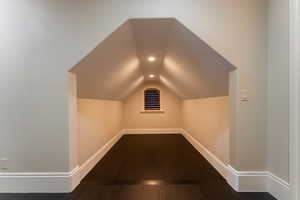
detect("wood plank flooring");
top-left (0, 134), bottom-right (277, 200)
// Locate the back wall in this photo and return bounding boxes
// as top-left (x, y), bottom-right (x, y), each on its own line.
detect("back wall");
top-left (123, 82), bottom-right (182, 129)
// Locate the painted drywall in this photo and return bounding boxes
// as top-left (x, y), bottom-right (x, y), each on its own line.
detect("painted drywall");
top-left (130, 18), bottom-right (173, 78)
top-left (160, 20), bottom-right (233, 99)
top-left (182, 97), bottom-right (229, 164)
top-left (0, 0), bottom-right (268, 172)
top-left (71, 18), bottom-right (234, 100)
top-left (68, 73), bottom-right (79, 170)
top-left (267, 0), bottom-right (290, 182)
top-left (71, 21), bottom-right (144, 100)
top-left (123, 82), bottom-right (182, 129)
top-left (78, 99), bottom-right (122, 165)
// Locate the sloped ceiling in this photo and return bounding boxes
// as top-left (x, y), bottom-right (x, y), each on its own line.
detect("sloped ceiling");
top-left (70, 18), bottom-right (236, 100)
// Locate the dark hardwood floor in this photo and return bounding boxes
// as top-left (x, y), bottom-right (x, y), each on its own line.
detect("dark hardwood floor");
top-left (0, 134), bottom-right (277, 200)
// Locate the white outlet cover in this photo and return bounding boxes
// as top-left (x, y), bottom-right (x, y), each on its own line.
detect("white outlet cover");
top-left (0, 158), bottom-right (8, 170)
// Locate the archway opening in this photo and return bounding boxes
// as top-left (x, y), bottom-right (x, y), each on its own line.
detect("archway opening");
top-left (68, 17), bottom-right (238, 190)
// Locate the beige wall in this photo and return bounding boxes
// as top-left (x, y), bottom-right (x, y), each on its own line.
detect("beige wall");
top-left (123, 82), bottom-right (182, 129)
top-left (182, 97), bottom-right (229, 164)
top-left (78, 84), bottom-right (229, 167)
top-left (78, 98), bottom-right (123, 165)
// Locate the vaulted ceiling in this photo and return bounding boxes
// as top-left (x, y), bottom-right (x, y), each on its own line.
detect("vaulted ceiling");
top-left (70, 18), bottom-right (236, 100)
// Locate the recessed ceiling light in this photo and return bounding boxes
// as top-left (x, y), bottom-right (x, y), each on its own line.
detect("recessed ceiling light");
top-left (148, 56), bottom-right (156, 62)
top-left (149, 74), bottom-right (155, 78)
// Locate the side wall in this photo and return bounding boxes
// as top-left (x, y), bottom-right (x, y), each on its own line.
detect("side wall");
top-left (78, 99), bottom-right (123, 165)
top-left (182, 97), bottom-right (229, 164)
top-left (267, 0), bottom-right (290, 182)
top-left (123, 82), bottom-right (182, 129)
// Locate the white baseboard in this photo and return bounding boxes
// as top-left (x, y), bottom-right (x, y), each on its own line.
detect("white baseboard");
top-left (123, 128), bottom-right (182, 134)
top-left (0, 167), bottom-right (79, 193)
top-left (71, 130), bottom-right (123, 190)
top-left (268, 172), bottom-right (290, 200)
top-left (0, 130), bottom-right (123, 193)
top-left (181, 129), bottom-right (290, 199)
top-left (227, 166), bottom-right (290, 199)
top-left (227, 165), bottom-right (269, 192)
top-left (181, 129), bottom-right (230, 179)
top-left (0, 128), bottom-right (290, 199)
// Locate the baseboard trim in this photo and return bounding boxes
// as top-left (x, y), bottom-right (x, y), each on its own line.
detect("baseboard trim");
top-left (123, 128), bottom-right (182, 134)
top-left (78, 131), bottom-right (123, 181)
top-left (268, 172), bottom-right (290, 200)
top-left (0, 130), bottom-right (123, 193)
top-left (0, 128), bottom-right (290, 198)
top-left (227, 166), bottom-right (290, 199)
top-left (0, 166), bottom-right (80, 193)
top-left (181, 129), bottom-right (290, 199)
top-left (71, 130), bottom-right (124, 190)
top-left (181, 129), bottom-right (229, 179)
top-left (227, 165), bottom-right (269, 192)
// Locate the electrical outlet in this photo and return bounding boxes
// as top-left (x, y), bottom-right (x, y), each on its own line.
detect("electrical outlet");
top-left (0, 158), bottom-right (8, 170)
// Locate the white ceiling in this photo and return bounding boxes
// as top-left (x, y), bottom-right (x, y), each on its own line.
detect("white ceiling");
top-left (70, 18), bottom-right (236, 100)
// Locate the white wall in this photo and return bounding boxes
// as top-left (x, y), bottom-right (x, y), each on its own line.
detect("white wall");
top-left (160, 20), bottom-right (232, 99)
top-left (123, 82), bottom-right (182, 129)
top-left (182, 97), bottom-right (229, 164)
top-left (0, 0), bottom-right (268, 172)
top-left (78, 99), bottom-right (123, 165)
top-left (267, 0), bottom-right (290, 182)
top-left (71, 21), bottom-right (144, 100)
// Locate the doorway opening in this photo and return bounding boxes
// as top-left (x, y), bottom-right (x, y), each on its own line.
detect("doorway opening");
top-left (67, 17), bottom-right (239, 195)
